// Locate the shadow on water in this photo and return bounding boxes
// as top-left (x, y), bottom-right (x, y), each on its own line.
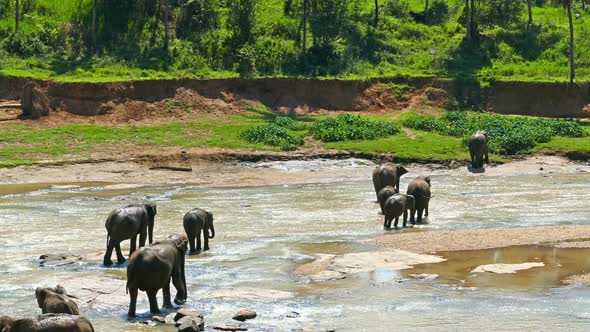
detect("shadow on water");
top-left (467, 166), bottom-right (485, 174)
top-left (404, 244), bottom-right (590, 289)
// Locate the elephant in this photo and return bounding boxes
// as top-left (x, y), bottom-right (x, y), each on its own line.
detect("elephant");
top-left (35, 286), bottom-right (79, 315)
top-left (377, 186), bottom-right (399, 215)
top-left (0, 314), bottom-right (94, 332)
top-left (383, 194), bottom-right (415, 229)
top-left (126, 234), bottom-right (188, 317)
top-left (407, 176), bottom-right (432, 224)
top-left (372, 164), bottom-right (408, 199)
top-left (183, 208), bottom-right (215, 254)
top-left (103, 203), bottom-right (157, 266)
top-left (468, 131), bottom-right (489, 169)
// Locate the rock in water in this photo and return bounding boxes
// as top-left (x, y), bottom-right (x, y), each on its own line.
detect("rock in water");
top-left (174, 309), bottom-right (204, 322)
top-left (177, 316), bottom-right (204, 331)
top-left (232, 309), bottom-right (257, 322)
top-left (209, 323), bottom-right (247, 331)
top-left (152, 316), bottom-right (166, 324)
top-left (471, 262), bottom-right (544, 274)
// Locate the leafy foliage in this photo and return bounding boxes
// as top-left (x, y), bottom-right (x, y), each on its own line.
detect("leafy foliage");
top-left (240, 124), bottom-right (304, 150)
top-left (403, 111), bottom-right (584, 154)
top-left (310, 114), bottom-right (400, 142)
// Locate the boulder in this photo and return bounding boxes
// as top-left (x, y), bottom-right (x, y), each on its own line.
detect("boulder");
top-left (174, 309), bottom-right (204, 322)
top-left (21, 81), bottom-right (52, 119)
top-left (39, 254), bottom-right (82, 267)
top-left (472, 262), bottom-right (544, 274)
top-left (152, 316), bottom-right (166, 324)
top-left (209, 323), bottom-right (247, 331)
top-left (177, 316), bottom-right (204, 331)
top-left (232, 309), bottom-right (257, 322)
top-left (165, 313), bottom-right (177, 325)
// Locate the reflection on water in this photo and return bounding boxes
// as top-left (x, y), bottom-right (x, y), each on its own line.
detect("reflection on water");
top-left (403, 245), bottom-right (590, 289)
top-left (0, 161), bottom-right (590, 330)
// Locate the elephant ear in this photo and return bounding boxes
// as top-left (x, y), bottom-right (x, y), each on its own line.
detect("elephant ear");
top-left (35, 287), bottom-right (46, 309)
top-left (173, 234), bottom-right (189, 252)
top-left (424, 176), bottom-right (431, 186)
top-left (397, 165), bottom-right (409, 176)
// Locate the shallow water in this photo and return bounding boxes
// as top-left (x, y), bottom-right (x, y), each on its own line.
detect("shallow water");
top-left (1, 159), bottom-right (590, 331)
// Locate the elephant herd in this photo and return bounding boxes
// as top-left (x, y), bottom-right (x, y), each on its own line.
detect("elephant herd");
top-left (1, 130), bottom-right (489, 331)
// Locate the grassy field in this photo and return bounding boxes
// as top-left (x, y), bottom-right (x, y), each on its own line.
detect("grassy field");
top-left (1, 109), bottom-right (588, 168)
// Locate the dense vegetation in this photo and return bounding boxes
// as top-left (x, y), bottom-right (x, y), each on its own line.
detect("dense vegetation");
top-left (403, 111), bottom-right (585, 154)
top-left (0, 0), bottom-right (588, 82)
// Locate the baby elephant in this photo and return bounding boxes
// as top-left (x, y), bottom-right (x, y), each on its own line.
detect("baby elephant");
top-left (377, 186), bottom-right (399, 214)
top-left (183, 208), bottom-right (215, 254)
top-left (383, 194), bottom-right (415, 229)
top-left (407, 176), bottom-right (432, 224)
top-left (468, 130), bottom-right (489, 169)
top-left (36, 285), bottom-right (79, 315)
top-left (0, 314), bottom-right (94, 332)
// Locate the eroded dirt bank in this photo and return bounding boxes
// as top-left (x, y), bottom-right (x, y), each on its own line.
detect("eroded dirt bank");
top-left (2, 76), bottom-right (590, 118)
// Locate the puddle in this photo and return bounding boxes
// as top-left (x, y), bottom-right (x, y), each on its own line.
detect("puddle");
top-left (404, 245), bottom-right (590, 289)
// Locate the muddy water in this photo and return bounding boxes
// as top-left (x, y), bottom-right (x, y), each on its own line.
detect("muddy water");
top-left (1, 159), bottom-right (590, 331)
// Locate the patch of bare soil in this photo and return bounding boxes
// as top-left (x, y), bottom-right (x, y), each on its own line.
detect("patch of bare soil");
top-left (371, 225), bottom-right (590, 253)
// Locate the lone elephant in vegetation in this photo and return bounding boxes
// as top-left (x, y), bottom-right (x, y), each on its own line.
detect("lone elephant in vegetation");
top-left (103, 203), bottom-right (157, 266)
top-left (407, 176), bottom-right (432, 224)
top-left (0, 314), bottom-right (94, 332)
top-left (183, 208), bottom-right (215, 254)
top-left (35, 285), bottom-right (79, 315)
top-left (372, 164), bottom-right (408, 199)
top-left (468, 131), bottom-right (489, 169)
top-left (126, 234), bottom-right (188, 317)
top-left (383, 194), bottom-right (415, 229)
top-left (377, 186), bottom-right (398, 215)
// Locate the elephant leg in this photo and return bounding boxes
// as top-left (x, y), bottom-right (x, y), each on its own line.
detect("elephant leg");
top-left (409, 207), bottom-right (416, 223)
top-left (196, 229), bottom-right (202, 252)
top-left (139, 230), bottom-right (147, 248)
top-left (103, 240), bottom-right (115, 266)
top-left (115, 243), bottom-right (126, 265)
top-left (417, 207), bottom-right (424, 224)
top-left (172, 271), bottom-right (186, 305)
top-left (470, 151), bottom-right (475, 167)
top-left (147, 289), bottom-right (160, 314)
top-left (204, 230), bottom-right (210, 251)
top-left (162, 278), bottom-right (173, 309)
top-left (383, 215), bottom-right (388, 229)
top-left (425, 200), bottom-right (429, 217)
top-left (393, 216), bottom-right (399, 229)
top-left (402, 210), bottom-right (408, 228)
top-left (188, 234), bottom-right (197, 255)
top-left (127, 286), bottom-right (138, 317)
top-left (129, 235), bottom-right (137, 257)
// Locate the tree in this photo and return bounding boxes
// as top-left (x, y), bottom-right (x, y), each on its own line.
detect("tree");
top-left (560, 0), bottom-right (575, 85)
top-left (92, 0), bottom-right (97, 52)
top-left (424, 0), bottom-right (429, 24)
top-left (374, 0), bottom-right (379, 27)
top-left (303, 0), bottom-right (308, 59)
top-left (526, 0), bottom-right (533, 28)
top-left (164, 0), bottom-right (170, 49)
top-left (465, 0), bottom-right (471, 40)
top-left (15, 0), bottom-right (19, 32)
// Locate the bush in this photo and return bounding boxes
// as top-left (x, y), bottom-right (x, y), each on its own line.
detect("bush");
top-left (310, 114), bottom-right (400, 142)
top-left (1, 32), bottom-right (49, 57)
top-left (240, 124), bottom-right (304, 151)
top-left (273, 116), bottom-right (308, 131)
top-left (403, 112), bottom-right (584, 155)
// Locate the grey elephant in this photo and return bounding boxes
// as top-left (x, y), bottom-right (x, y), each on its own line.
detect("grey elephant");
top-left (183, 208), bottom-right (215, 254)
top-left (377, 186), bottom-right (398, 215)
top-left (372, 164), bottom-right (408, 199)
top-left (36, 286), bottom-right (79, 315)
top-left (383, 194), bottom-right (415, 229)
top-left (103, 203), bottom-right (157, 266)
top-left (0, 314), bottom-right (94, 332)
top-left (127, 234), bottom-right (188, 317)
top-left (407, 176), bottom-right (432, 224)
top-left (468, 131), bottom-right (489, 169)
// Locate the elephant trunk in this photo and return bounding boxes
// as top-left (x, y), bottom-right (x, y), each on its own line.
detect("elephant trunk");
top-left (208, 224), bottom-right (215, 239)
top-left (148, 223), bottom-right (154, 245)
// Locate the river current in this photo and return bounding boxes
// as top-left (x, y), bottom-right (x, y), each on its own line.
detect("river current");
top-left (1, 159), bottom-right (590, 331)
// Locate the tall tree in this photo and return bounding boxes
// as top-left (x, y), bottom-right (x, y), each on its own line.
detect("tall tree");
top-left (561, 0), bottom-right (575, 85)
top-left (0, 0), bottom-right (3, 20)
top-left (469, 0), bottom-right (475, 38)
top-left (424, 0), bottom-right (429, 24)
top-left (526, 0), bottom-right (533, 27)
top-left (92, 0), bottom-right (97, 52)
top-left (465, 0), bottom-right (471, 40)
top-left (164, 0), bottom-right (170, 49)
top-left (374, 0), bottom-right (378, 27)
top-left (15, 0), bottom-right (19, 32)
top-left (303, 0), bottom-right (308, 59)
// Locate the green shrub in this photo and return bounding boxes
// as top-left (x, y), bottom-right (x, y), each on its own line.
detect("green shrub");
top-left (310, 114), bottom-right (400, 142)
top-left (240, 124), bottom-right (304, 150)
top-left (403, 112), bottom-right (584, 155)
top-left (273, 116), bottom-right (308, 131)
